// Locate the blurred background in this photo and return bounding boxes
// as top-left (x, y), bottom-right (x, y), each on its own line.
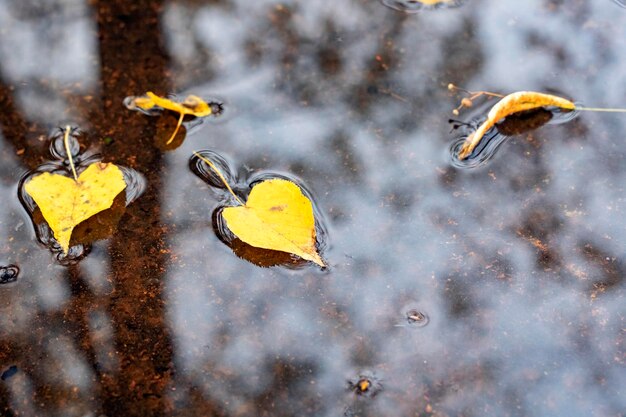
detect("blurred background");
top-left (0, 0), bottom-right (625, 416)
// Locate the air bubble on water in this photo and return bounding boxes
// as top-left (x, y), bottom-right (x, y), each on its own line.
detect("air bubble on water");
top-left (0, 265), bottom-right (19, 285)
top-left (346, 372), bottom-right (383, 398)
top-left (381, 0), bottom-right (466, 13)
top-left (49, 126), bottom-right (81, 160)
top-left (405, 308), bottom-right (430, 327)
top-left (118, 166), bottom-right (147, 205)
top-left (449, 129), bottom-right (508, 169)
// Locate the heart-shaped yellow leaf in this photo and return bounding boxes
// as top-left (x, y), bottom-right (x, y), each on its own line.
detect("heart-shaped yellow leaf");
top-left (222, 178), bottom-right (324, 267)
top-left (24, 162), bottom-right (127, 253)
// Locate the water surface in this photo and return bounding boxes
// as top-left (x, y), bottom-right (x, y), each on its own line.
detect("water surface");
top-left (1, 1), bottom-right (625, 416)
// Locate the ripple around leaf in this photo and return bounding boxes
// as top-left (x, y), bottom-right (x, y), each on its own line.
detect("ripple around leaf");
top-left (18, 129), bottom-right (146, 263)
top-left (189, 150), bottom-right (237, 191)
top-left (210, 176), bottom-right (329, 270)
top-left (381, 0), bottom-right (466, 13)
top-left (0, 265), bottom-right (19, 284)
top-left (405, 308), bottom-right (430, 327)
top-left (191, 150), bottom-right (329, 269)
top-left (49, 126), bottom-right (81, 160)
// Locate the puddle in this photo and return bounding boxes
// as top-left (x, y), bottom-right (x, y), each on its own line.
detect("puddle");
top-left (1, 1), bottom-right (625, 416)
top-left (1, 365), bottom-right (18, 381)
top-left (404, 308), bottom-right (430, 327)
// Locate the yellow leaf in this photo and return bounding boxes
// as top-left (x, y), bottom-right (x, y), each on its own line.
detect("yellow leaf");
top-left (137, 92), bottom-right (213, 117)
top-left (127, 92), bottom-right (215, 144)
top-left (222, 179), bottom-right (325, 267)
top-left (24, 162), bottom-right (127, 253)
top-left (458, 91), bottom-right (576, 159)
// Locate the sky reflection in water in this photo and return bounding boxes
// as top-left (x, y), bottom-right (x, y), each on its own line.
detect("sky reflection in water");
top-left (0, 0), bottom-right (625, 416)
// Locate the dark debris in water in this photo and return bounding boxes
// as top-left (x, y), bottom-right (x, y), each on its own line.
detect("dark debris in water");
top-left (405, 309), bottom-right (430, 327)
top-left (1, 366), bottom-right (18, 381)
top-left (0, 265), bottom-right (19, 284)
top-left (347, 373), bottom-right (383, 398)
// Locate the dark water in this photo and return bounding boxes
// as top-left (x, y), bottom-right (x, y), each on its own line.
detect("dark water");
top-left (1, 1), bottom-right (625, 416)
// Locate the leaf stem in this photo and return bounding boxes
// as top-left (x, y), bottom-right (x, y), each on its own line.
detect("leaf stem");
top-left (64, 125), bottom-right (78, 181)
top-left (193, 151), bottom-right (244, 206)
top-left (575, 106), bottom-right (626, 113)
top-left (167, 112), bottom-right (185, 144)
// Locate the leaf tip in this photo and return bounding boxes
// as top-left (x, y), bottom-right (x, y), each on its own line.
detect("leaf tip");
top-left (310, 252), bottom-right (326, 268)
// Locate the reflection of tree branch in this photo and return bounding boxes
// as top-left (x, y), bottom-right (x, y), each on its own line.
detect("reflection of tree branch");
top-left (91, 1), bottom-right (174, 415)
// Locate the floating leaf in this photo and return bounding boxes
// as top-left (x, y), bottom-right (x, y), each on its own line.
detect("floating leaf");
top-left (457, 91), bottom-right (576, 159)
top-left (23, 127), bottom-right (126, 253)
top-left (194, 152), bottom-right (325, 267)
top-left (25, 162), bottom-right (126, 253)
top-left (222, 179), bottom-right (325, 267)
top-left (449, 84), bottom-right (626, 163)
top-left (131, 92), bottom-right (214, 117)
top-left (125, 92), bottom-right (222, 145)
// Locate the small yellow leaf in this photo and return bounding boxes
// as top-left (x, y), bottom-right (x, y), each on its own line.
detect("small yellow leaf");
top-left (458, 91), bottom-right (575, 159)
top-left (24, 162), bottom-right (127, 253)
top-left (130, 92), bottom-right (213, 117)
top-left (222, 179), bottom-right (325, 267)
top-left (127, 92), bottom-right (215, 144)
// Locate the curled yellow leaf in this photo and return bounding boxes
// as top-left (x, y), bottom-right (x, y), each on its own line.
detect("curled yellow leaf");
top-left (130, 92), bottom-right (213, 117)
top-left (126, 92), bottom-right (217, 144)
top-left (458, 91), bottom-right (575, 160)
